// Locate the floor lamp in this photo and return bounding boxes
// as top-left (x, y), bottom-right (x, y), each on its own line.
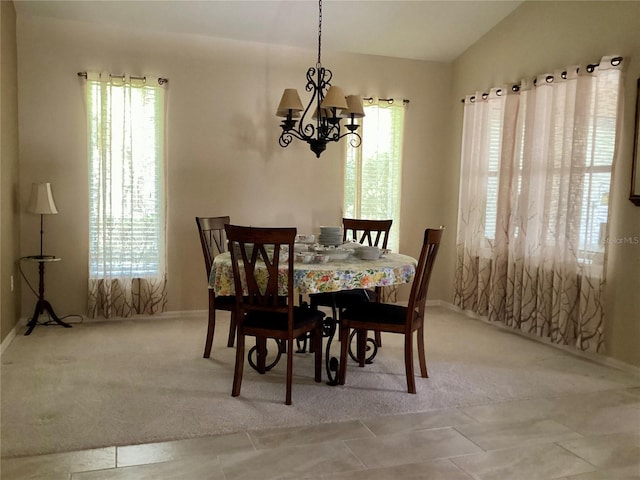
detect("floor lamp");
top-left (25, 182), bottom-right (71, 335)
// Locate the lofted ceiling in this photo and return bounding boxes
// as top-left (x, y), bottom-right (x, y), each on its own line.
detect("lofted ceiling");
top-left (13, 0), bottom-right (524, 63)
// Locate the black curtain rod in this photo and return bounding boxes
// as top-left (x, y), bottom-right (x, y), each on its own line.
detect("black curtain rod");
top-left (77, 71), bottom-right (168, 86)
top-left (364, 97), bottom-right (410, 105)
top-left (460, 56), bottom-right (622, 104)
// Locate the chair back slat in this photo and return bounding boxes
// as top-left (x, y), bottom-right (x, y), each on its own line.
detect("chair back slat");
top-left (226, 224), bottom-right (322, 405)
top-left (407, 228), bottom-right (443, 326)
top-left (225, 224), bottom-right (296, 319)
top-left (196, 216), bottom-right (230, 278)
top-left (342, 218), bottom-right (393, 248)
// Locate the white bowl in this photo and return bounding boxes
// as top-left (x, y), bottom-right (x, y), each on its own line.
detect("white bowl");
top-left (357, 246), bottom-right (380, 260)
top-left (325, 250), bottom-right (351, 261)
top-left (295, 252), bottom-right (315, 264)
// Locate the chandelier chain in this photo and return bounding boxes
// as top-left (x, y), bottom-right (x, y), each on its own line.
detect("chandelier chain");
top-left (317, 0), bottom-right (322, 67)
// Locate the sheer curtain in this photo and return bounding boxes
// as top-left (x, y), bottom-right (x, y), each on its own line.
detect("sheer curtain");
top-left (454, 56), bottom-right (623, 353)
top-left (84, 72), bottom-right (167, 318)
top-left (344, 98), bottom-right (406, 252)
top-left (344, 98), bottom-right (406, 303)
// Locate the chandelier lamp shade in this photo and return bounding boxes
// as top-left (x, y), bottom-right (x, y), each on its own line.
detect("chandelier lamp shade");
top-left (276, 0), bottom-right (364, 158)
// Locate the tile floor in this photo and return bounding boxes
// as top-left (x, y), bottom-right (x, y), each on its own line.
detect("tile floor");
top-left (2, 386), bottom-right (639, 479)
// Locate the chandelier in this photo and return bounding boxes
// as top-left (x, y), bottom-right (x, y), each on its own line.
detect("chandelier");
top-left (276, 0), bottom-right (364, 158)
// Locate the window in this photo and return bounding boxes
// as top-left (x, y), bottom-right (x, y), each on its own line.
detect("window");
top-left (483, 96), bottom-right (505, 242)
top-left (577, 90), bottom-right (618, 259)
top-left (481, 82), bottom-right (618, 263)
top-left (455, 56), bottom-right (623, 353)
top-left (84, 73), bottom-right (167, 318)
top-left (344, 99), bottom-right (405, 251)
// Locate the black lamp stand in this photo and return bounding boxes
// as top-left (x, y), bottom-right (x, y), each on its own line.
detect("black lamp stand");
top-left (24, 214), bottom-right (72, 335)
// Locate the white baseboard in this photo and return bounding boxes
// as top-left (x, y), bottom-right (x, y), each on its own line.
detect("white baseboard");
top-left (54, 309), bottom-right (208, 324)
top-left (188, 299), bottom-right (640, 375)
top-left (1, 310), bottom-right (209, 354)
top-left (6, 303), bottom-right (638, 376)
top-left (432, 300), bottom-right (640, 376)
top-left (0, 325), bottom-right (17, 355)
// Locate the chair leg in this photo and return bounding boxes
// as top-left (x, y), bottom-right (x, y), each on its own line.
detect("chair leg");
top-left (417, 325), bottom-right (428, 378)
top-left (203, 292), bottom-right (216, 358)
top-left (285, 341), bottom-right (294, 405)
top-left (373, 287), bottom-right (383, 348)
top-left (227, 310), bottom-right (237, 347)
top-left (338, 325), bottom-right (350, 385)
top-left (314, 326), bottom-right (322, 383)
top-left (307, 333), bottom-right (314, 354)
top-left (357, 329), bottom-right (367, 367)
top-left (404, 333), bottom-right (416, 394)
top-left (256, 337), bottom-right (267, 374)
top-left (231, 331), bottom-right (245, 397)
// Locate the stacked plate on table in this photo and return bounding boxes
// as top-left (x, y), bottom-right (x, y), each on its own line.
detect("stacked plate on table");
top-left (318, 226), bottom-right (342, 246)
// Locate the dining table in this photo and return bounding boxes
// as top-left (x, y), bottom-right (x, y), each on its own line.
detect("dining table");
top-left (209, 249), bottom-right (418, 384)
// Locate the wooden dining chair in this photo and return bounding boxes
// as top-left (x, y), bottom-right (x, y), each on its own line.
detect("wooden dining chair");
top-left (196, 216), bottom-right (237, 358)
top-left (338, 228), bottom-right (443, 393)
top-left (342, 218), bottom-right (393, 249)
top-left (225, 224), bottom-right (325, 405)
top-left (310, 218), bottom-right (392, 348)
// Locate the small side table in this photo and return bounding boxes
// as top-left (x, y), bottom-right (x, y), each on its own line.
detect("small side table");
top-left (24, 255), bottom-right (72, 336)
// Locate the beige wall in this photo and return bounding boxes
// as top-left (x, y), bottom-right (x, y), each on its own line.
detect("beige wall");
top-left (10, 2), bottom-right (639, 369)
top-left (15, 16), bottom-right (452, 324)
top-left (1, 0), bottom-right (21, 343)
top-left (449, 1), bottom-right (640, 366)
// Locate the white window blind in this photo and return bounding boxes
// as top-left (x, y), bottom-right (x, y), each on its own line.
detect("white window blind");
top-left (86, 74), bottom-right (166, 279)
top-left (344, 99), bottom-right (405, 251)
top-left (481, 76), bottom-right (619, 262)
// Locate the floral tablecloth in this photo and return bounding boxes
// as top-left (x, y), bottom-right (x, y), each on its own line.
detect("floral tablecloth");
top-left (209, 252), bottom-right (417, 296)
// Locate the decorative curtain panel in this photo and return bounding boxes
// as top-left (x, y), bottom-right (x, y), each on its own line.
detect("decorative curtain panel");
top-left (84, 72), bottom-right (167, 318)
top-left (454, 56), bottom-right (623, 353)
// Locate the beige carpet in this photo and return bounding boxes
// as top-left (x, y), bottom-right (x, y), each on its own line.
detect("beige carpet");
top-left (2, 306), bottom-right (639, 458)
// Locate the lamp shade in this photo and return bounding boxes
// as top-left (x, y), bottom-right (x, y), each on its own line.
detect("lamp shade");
top-left (321, 85), bottom-right (348, 110)
top-left (342, 95), bottom-right (365, 118)
top-left (27, 182), bottom-right (58, 215)
top-left (276, 88), bottom-right (304, 117)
